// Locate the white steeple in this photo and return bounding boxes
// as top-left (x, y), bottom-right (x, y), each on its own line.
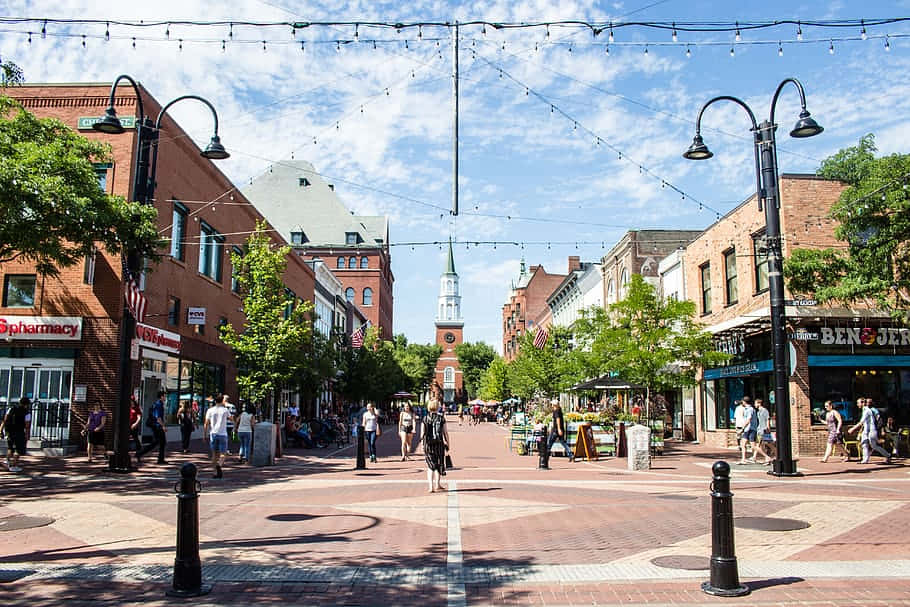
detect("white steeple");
top-left (436, 238), bottom-right (463, 325)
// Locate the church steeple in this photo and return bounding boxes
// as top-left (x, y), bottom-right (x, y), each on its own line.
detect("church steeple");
top-left (446, 238), bottom-right (456, 274)
top-left (436, 237), bottom-right (463, 325)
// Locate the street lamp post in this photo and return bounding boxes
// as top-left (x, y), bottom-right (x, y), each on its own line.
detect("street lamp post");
top-left (95, 75), bottom-right (229, 473)
top-left (684, 77), bottom-right (823, 477)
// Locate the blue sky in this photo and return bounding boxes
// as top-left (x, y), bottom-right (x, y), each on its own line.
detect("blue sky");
top-left (3, 1), bottom-right (910, 352)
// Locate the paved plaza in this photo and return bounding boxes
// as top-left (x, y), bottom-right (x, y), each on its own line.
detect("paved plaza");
top-left (2, 416), bottom-right (909, 606)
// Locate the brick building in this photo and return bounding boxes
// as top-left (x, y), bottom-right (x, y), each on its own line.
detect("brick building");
top-left (502, 258), bottom-right (574, 360)
top-left (681, 174), bottom-right (910, 458)
top-left (0, 83), bottom-right (315, 448)
top-left (242, 161), bottom-right (393, 339)
top-left (433, 241), bottom-right (464, 407)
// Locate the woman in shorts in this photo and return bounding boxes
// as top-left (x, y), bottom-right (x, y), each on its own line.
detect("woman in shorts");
top-left (398, 402), bottom-right (416, 461)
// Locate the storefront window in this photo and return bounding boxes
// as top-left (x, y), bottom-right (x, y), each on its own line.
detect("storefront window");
top-left (809, 367), bottom-right (902, 425)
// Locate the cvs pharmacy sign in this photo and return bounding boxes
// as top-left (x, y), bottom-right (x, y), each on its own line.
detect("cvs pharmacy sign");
top-left (0, 316), bottom-right (82, 341)
top-left (135, 323), bottom-right (181, 354)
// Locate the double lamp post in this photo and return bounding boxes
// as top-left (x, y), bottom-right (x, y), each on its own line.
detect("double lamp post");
top-left (94, 74), bottom-right (229, 473)
top-left (684, 77), bottom-right (823, 477)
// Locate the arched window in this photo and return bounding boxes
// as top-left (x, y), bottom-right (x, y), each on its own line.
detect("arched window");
top-left (607, 279), bottom-right (615, 303)
top-left (620, 268), bottom-right (629, 298)
top-left (444, 367), bottom-right (455, 383)
top-left (362, 287), bottom-right (373, 306)
top-left (348, 256), bottom-right (357, 269)
top-left (360, 257), bottom-right (369, 269)
top-left (337, 257), bottom-right (345, 269)
top-left (345, 287), bottom-right (355, 302)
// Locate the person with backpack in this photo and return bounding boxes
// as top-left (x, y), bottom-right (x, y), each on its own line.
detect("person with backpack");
top-left (1, 397), bottom-right (31, 473)
top-left (137, 390), bottom-right (168, 465)
top-left (848, 397), bottom-right (891, 464)
top-left (423, 399), bottom-right (450, 492)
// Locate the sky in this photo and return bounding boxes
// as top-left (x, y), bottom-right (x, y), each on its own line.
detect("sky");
top-left (3, 1), bottom-right (910, 353)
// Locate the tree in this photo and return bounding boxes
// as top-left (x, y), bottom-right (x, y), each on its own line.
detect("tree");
top-left (219, 222), bottom-right (314, 417)
top-left (393, 336), bottom-right (442, 401)
top-left (478, 356), bottom-right (510, 401)
top-left (507, 325), bottom-right (580, 401)
top-left (1, 60), bottom-right (24, 87)
top-left (0, 96), bottom-right (160, 277)
top-left (784, 134), bottom-right (910, 319)
top-left (573, 274), bottom-right (727, 415)
top-left (455, 341), bottom-right (497, 399)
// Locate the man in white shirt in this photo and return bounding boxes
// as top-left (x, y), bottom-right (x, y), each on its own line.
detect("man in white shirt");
top-left (204, 395), bottom-right (232, 479)
top-left (733, 398), bottom-right (749, 454)
top-left (287, 403), bottom-right (300, 418)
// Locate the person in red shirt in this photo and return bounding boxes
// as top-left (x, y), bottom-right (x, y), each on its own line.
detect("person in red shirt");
top-left (129, 396), bottom-right (142, 456)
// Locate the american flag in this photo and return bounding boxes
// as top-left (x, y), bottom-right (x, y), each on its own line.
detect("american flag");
top-left (533, 325), bottom-right (549, 349)
top-left (125, 278), bottom-right (147, 324)
top-left (350, 324), bottom-right (365, 348)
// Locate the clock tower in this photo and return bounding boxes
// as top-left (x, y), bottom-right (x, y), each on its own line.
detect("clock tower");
top-left (434, 239), bottom-right (464, 408)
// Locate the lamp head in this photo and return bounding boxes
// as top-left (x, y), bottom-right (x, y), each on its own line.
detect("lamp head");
top-left (682, 134), bottom-right (713, 160)
top-left (790, 109), bottom-right (824, 138)
top-left (201, 135), bottom-right (230, 160)
top-left (93, 106), bottom-right (126, 134)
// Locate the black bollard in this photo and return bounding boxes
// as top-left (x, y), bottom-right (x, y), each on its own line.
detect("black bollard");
top-left (355, 424), bottom-right (366, 469)
top-left (538, 431), bottom-right (550, 469)
top-left (702, 461), bottom-right (750, 597)
top-left (166, 463), bottom-right (212, 598)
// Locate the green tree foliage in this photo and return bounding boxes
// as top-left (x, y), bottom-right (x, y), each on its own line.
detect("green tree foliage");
top-left (454, 341), bottom-right (497, 399)
top-left (219, 222), bottom-right (314, 413)
top-left (507, 325), bottom-right (580, 400)
top-left (573, 274), bottom-right (727, 409)
top-left (478, 356), bottom-right (510, 401)
top-left (0, 96), bottom-right (160, 277)
top-left (1, 61), bottom-right (24, 87)
top-left (392, 335), bottom-right (442, 401)
top-left (785, 134), bottom-right (910, 319)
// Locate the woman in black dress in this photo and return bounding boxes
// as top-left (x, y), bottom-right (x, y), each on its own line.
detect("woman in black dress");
top-left (423, 400), bottom-right (450, 492)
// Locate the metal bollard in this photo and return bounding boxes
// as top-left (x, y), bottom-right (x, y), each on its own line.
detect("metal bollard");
top-left (166, 463), bottom-right (212, 597)
top-left (701, 461), bottom-right (750, 597)
top-left (538, 432), bottom-right (550, 469)
top-left (355, 424), bottom-right (366, 469)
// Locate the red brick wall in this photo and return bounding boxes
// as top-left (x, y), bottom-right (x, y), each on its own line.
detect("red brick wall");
top-left (502, 263), bottom-right (568, 360)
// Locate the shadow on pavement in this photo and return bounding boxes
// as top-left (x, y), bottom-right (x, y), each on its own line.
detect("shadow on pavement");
top-left (746, 576), bottom-right (805, 590)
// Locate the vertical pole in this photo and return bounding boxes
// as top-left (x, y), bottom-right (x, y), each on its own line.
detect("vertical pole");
top-left (452, 21), bottom-right (459, 217)
top-left (758, 121), bottom-right (798, 477)
top-left (702, 461), bottom-right (749, 597)
top-left (167, 463), bottom-right (211, 597)
top-left (356, 424), bottom-right (367, 469)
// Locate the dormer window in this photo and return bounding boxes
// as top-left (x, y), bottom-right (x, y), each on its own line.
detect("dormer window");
top-left (290, 231), bottom-right (307, 245)
top-left (298, 177), bottom-right (311, 187)
top-left (345, 232), bottom-right (361, 245)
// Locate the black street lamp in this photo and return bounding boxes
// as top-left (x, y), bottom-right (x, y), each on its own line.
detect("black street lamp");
top-left (95, 75), bottom-right (229, 473)
top-left (683, 78), bottom-right (823, 477)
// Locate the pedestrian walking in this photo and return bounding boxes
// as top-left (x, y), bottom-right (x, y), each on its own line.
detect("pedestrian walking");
top-left (236, 403), bottom-right (256, 464)
top-left (204, 394), bottom-right (231, 478)
top-left (177, 401), bottom-right (195, 453)
top-left (819, 400), bottom-right (849, 462)
top-left (733, 398), bottom-right (749, 456)
top-left (363, 403), bottom-right (380, 463)
top-left (848, 397), bottom-right (892, 464)
top-left (753, 398), bottom-right (773, 464)
top-left (84, 401), bottom-right (107, 463)
top-left (1, 397), bottom-right (31, 473)
top-left (423, 400), bottom-right (449, 492)
top-left (128, 396), bottom-right (143, 456)
top-left (398, 402), bottom-right (416, 461)
top-left (138, 390), bottom-right (168, 465)
top-left (544, 399), bottom-right (573, 466)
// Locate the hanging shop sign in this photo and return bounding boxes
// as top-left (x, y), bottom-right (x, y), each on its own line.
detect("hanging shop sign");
top-left (714, 335), bottom-right (745, 355)
top-left (135, 322), bottom-right (181, 354)
top-left (187, 307), bottom-right (206, 325)
top-left (819, 327), bottom-right (910, 347)
top-left (0, 316), bottom-right (82, 341)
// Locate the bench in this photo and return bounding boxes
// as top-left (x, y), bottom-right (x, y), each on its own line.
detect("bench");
top-left (508, 425), bottom-right (531, 452)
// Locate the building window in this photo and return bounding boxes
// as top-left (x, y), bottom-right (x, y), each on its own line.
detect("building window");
top-left (753, 232), bottom-right (769, 293)
top-left (168, 297), bottom-right (181, 326)
top-left (298, 177), bottom-right (311, 187)
top-left (230, 246), bottom-right (243, 293)
top-left (363, 287), bottom-right (373, 306)
top-left (360, 257), bottom-right (369, 269)
top-left (94, 163), bottom-right (112, 191)
top-left (3, 274), bottom-right (36, 307)
top-left (345, 232), bottom-right (361, 245)
top-left (193, 321), bottom-right (205, 336)
top-left (337, 257), bottom-right (345, 269)
top-left (290, 231), bottom-right (307, 245)
top-left (444, 367), bottom-right (455, 383)
top-left (198, 221), bottom-right (224, 281)
top-left (724, 248), bottom-right (738, 305)
top-left (284, 288), bottom-right (296, 319)
top-left (348, 256), bottom-right (357, 269)
top-left (170, 201), bottom-right (188, 261)
top-left (620, 269), bottom-right (629, 299)
top-left (83, 247), bottom-right (96, 285)
top-left (345, 287), bottom-right (355, 302)
top-left (700, 264), bottom-right (712, 314)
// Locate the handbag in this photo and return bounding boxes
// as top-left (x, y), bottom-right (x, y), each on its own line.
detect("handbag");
top-left (376, 425), bottom-right (382, 437)
top-left (445, 453), bottom-right (454, 469)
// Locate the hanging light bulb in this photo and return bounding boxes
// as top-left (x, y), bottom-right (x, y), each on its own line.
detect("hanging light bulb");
top-left (829, 40), bottom-right (834, 54)
top-left (229, 23), bottom-right (233, 40)
top-left (525, 87), bottom-right (529, 96)
top-left (178, 39), bottom-right (183, 51)
top-left (104, 23), bottom-right (110, 42)
top-left (313, 136), bottom-right (317, 145)
top-left (885, 36), bottom-right (891, 51)
top-left (165, 23), bottom-right (170, 40)
top-left (482, 24), bottom-right (486, 36)
top-left (685, 45), bottom-right (691, 58)
top-left (385, 88), bottom-right (390, 96)
top-left (535, 43), bottom-right (539, 52)
top-left (778, 42), bottom-right (783, 56)
top-left (608, 25), bottom-right (614, 43)
top-left (730, 46), bottom-right (735, 57)
top-left (27, 31), bottom-right (32, 44)
top-left (550, 105), bottom-right (554, 114)
top-left (82, 34), bottom-right (86, 47)
top-left (300, 40), bottom-right (305, 52)
top-left (796, 23), bottom-right (802, 41)
top-left (861, 21), bottom-right (867, 40)
top-left (644, 44), bottom-right (648, 55)
top-left (605, 44), bottom-right (610, 55)
top-left (418, 25), bottom-right (422, 39)
top-left (372, 40), bottom-right (377, 49)
top-left (336, 121), bottom-right (340, 130)
top-left (41, 20), bottom-right (46, 39)
top-left (338, 40), bottom-right (343, 51)
top-left (672, 24), bottom-right (677, 42)
top-left (262, 40), bottom-right (267, 52)
top-left (735, 23), bottom-right (741, 42)
top-left (573, 121), bottom-right (577, 131)
top-left (354, 23), bottom-right (359, 41)
top-left (134, 37), bottom-right (138, 50)
top-left (404, 39), bottom-right (408, 49)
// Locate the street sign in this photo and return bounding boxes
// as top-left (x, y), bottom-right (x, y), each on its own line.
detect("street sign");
top-left (784, 299), bottom-right (817, 306)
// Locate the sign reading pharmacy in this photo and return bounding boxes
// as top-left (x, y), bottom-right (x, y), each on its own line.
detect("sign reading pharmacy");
top-left (819, 327), bottom-right (910, 346)
top-left (135, 323), bottom-right (181, 354)
top-left (0, 316), bottom-right (82, 340)
top-left (187, 307), bottom-right (206, 325)
top-left (78, 116), bottom-right (137, 130)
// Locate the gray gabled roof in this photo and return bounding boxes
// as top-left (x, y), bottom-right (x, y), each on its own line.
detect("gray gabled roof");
top-left (241, 160), bottom-right (388, 248)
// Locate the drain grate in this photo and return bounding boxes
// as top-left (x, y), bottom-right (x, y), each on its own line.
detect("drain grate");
top-left (734, 517), bottom-right (810, 531)
top-left (0, 515), bottom-right (55, 532)
top-left (651, 555), bottom-right (710, 570)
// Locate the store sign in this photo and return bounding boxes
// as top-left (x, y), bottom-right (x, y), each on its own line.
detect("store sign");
top-left (704, 359), bottom-right (774, 380)
top-left (0, 316), bottom-right (82, 340)
top-left (792, 330), bottom-right (819, 341)
top-left (187, 307), bottom-right (206, 325)
top-left (819, 327), bottom-right (910, 346)
top-left (78, 116), bottom-right (136, 130)
top-left (784, 299), bottom-right (818, 306)
top-left (135, 322), bottom-right (181, 354)
top-left (714, 335), bottom-right (745, 355)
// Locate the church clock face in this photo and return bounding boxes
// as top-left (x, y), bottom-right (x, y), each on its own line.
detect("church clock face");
top-left (444, 332), bottom-right (456, 343)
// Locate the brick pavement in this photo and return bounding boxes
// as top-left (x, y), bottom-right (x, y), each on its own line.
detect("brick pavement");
top-left (1, 415), bottom-right (909, 606)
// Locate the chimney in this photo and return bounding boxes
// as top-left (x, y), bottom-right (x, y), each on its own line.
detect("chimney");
top-left (328, 184), bottom-right (334, 191)
top-left (568, 256), bottom-right (581, 272)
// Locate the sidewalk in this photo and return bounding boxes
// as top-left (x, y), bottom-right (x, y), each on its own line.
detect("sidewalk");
top-left (2, 416), bottom-right (909, 606)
